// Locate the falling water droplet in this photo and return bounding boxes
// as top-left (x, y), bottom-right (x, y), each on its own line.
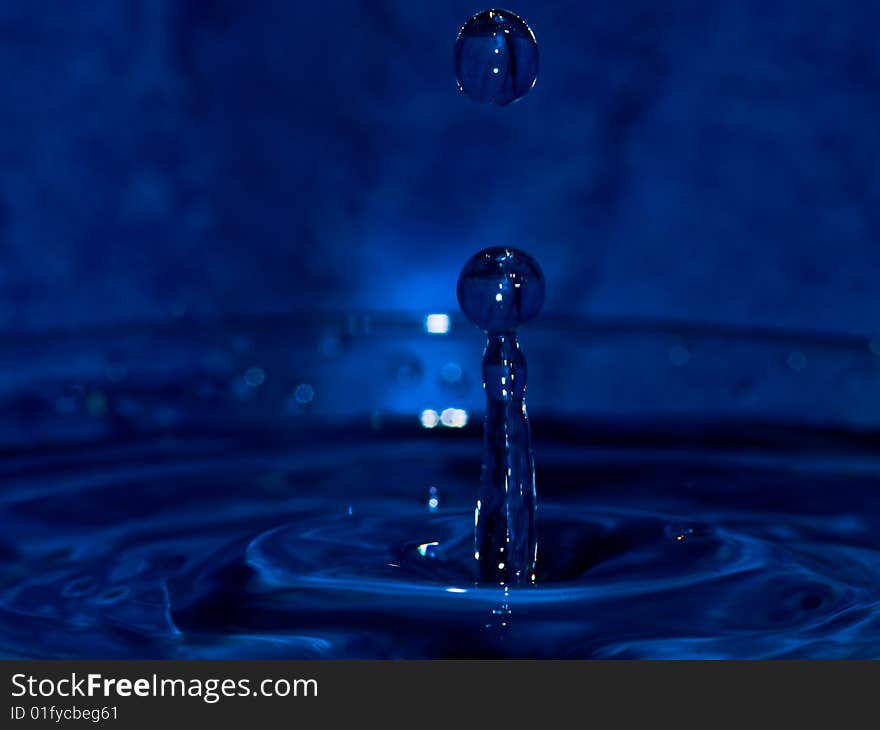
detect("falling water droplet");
top-left (454, 9), bottom-right (539, 106)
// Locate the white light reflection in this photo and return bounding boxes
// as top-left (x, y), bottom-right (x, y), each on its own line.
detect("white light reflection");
top-left (424, 313), bottom-right (450, 334)
top-left (440, 408), bottom-right (469, 428)
top-left (420, 409), bottom-right (440, 428)
top-left (445, 587), bottom-right (467, 594)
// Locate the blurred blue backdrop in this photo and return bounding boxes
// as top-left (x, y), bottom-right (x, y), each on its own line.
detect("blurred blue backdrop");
top-left (1, 1), bottom-right (879, 333)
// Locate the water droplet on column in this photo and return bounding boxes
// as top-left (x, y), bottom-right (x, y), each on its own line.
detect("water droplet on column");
top-left (457, 247), bottom-right (545, 332)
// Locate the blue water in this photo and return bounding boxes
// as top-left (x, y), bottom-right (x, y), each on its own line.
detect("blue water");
top-left (1, 316), bottom-right (879, 658)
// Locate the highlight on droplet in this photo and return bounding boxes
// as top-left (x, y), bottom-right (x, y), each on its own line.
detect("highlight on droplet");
top-left (417, 541), bottom-right (440, 557)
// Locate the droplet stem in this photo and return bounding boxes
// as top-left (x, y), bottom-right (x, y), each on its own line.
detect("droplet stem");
top-left (476, 331), bottom-right (537, 585)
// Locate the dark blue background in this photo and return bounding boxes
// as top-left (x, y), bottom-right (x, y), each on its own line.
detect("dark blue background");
top-left (1, 1), bottom-right (878, 334)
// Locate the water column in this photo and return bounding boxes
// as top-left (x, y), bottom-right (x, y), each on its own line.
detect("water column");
top-left (457, 247), bottom-right (545, 585)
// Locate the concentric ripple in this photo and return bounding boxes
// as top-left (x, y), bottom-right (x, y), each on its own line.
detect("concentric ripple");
top-left (2, 426), bottom-right (879, 659)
